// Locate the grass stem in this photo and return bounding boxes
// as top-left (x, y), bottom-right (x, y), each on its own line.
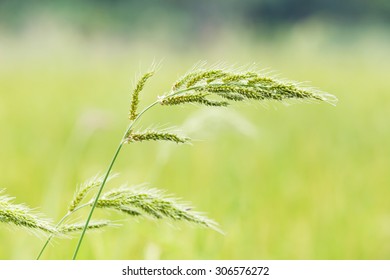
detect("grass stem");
top-left (36, 204), bottom-right (91, 259)
top-left (71, 99), bottom-right (161, 260)
top-left (72, 142), bottom-right (124, 259)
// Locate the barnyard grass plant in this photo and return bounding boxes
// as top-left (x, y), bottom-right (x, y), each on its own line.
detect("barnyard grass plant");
top-left (0, 64), bottom-right (336, 259)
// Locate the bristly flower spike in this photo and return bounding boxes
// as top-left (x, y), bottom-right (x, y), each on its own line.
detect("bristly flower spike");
top-left (129, 71), bottom-right (154, 121)
top-left (125, 130), bottom-right (190, 144)
top-left (0, 190), bottom-right (57, 234)
top-left (160, 66), bottom-right (337, 107)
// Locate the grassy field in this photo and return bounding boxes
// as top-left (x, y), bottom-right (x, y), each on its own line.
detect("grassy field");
top-left (1, 23), bottom-right (390, 259)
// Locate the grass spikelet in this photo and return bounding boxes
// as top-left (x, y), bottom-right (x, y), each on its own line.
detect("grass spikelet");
top-left (124, 130), bottom-right (190, 144)
top-left (95, 187), bottom-right (220, 231)
top-left (160, 93), bottom-right (229, 107)
top-left (68, 174), bottom-right (116, 212)
top-left (172, 71), bottom-right (201, 90)
top-left (246, 76), bottom-right (274, 86)
top-left (216, 92), bottom-right (245, 101)
top-left (114, 207), bottom-right (142, 216)
top-left (58, 220), bottom-right (111, 234)
top-left (95, 197), bottom-right (142, 217)
top-left (0, 190), bottom-right (56, 234)
top-left (129, 71), bottom-right (154, 120)
top-left (185, 70), bottom-right (226, 88)
top-left (221, 72), bottom-right (257, 83)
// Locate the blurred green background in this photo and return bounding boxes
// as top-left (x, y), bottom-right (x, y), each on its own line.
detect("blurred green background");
top-left (1, 0), bottom-right (390, 259)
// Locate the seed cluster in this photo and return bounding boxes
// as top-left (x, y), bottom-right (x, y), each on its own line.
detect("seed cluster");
top-left (95, 187), bottom-right (219, 230)
top-left (129, 71), bottom-right (154, 121)
top-left (58, 220), bottom-right (110, 234)
top-left (159, 68), bottom-right (335, 107)
top-left (125, 130), bottom-right (190, 144)
top-left (0, 191), bottom-right (56, 234)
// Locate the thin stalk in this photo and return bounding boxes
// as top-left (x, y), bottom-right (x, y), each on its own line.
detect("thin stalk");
top-left (71, 99), bottom-right (161, 260)
top-left (36, 203), bottom-right (91, 260)
top-left (72, 142), bottom-right (123, 260)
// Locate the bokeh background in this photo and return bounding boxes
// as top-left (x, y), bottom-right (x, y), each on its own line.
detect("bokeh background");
top-left (1, 0), bottom-right (390, 259)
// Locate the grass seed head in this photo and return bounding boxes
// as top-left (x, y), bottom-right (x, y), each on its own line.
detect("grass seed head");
top-left (0, 190), bottom-right (57, 234)
top-left (95, 186), bottom-right (221, 232)
top-left (58, 220), bottom-right (111, 234)
top-left (160, 93), bottom-right (229, 107)
top-left (161, 66), bottom-right (336, 107)
top-left (68, 174), bottom-right (116, 212)
top-left (129, 71), bottom-right (154, 121)
top-left (124, 130), bottom-right (190, 144)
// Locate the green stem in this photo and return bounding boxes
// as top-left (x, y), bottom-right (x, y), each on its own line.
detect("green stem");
top-left (36, 203), bottom-right (91, 260)
top-left (71, 99), bottom-right (161, 260)
top-left (72, 142), bottom-right (123, 260)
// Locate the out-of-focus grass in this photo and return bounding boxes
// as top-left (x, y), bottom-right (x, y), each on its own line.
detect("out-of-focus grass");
top-left (1, 23), bottom-right (390, 259)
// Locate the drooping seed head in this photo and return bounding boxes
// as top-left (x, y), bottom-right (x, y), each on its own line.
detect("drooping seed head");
top-left (124, 130), bottom-right (190, 144)
top-left (0, 190), bottom-right (57, 235)
top-left (160, 66), bottom-right (337, 107)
